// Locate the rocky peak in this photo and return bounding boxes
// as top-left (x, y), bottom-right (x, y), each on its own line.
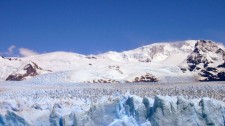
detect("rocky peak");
top-left (184, 40), bottom-right (225, 81)
top-left (23, 62), bottom-right (41, 76)
top-left (6, 62), bottom-right (51, 81)
top-left (195, 40), bottom-right (219, 52)
top-left (187, 40), bottom-right (223, 69)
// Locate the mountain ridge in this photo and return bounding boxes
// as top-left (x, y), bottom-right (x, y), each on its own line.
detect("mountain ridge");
top-left (1, 40), bottom-right (224, 83)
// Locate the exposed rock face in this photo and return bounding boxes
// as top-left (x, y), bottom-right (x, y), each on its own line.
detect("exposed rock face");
top-left (218, 62), bottom-right (225, 68)
top-left (139, 58), bottom-right (151, 63)
top-left (85, 55), bottom-right (97, 59)
top-left (199, 69), bottom-right (225, 81)
top-left (108, 65), bottom-right (123, 74)
top-left (84, 73), bottom-right (158, 83)
top-left (133, 73), bottom-right (159, 82)
top-left (184, 40), bottom-right (225, 81)
top-left (91, 79), bottom-right (120, 83)
top-left (0, 56), bottom-right (21, 61)
top-left (6, 62), bottom-right (51, 81)
top-left (187, 40), bottom-right (217, 71)
top-left (0, 95), bottom-right (224, 126)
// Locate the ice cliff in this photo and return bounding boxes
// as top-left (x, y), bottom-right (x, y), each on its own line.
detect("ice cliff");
top-left (0, 95), bottom-right (224, 126)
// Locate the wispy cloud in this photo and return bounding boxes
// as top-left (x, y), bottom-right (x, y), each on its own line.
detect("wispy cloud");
top-left (5, 45), bottom-right (16, 55)
top-left (19, 48), bottom-right (39, 57)
top-left (0, 45), bottom-right (16, 56)
top-left (1, 45), bottom-right (39, 57)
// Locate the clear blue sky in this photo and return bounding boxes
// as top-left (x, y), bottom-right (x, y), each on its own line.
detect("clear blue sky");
top-left (1, 0), bottom-right (225, 56)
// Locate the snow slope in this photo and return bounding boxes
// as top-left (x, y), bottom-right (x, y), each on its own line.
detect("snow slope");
top-left (0, 40), bottom-right (224, 83)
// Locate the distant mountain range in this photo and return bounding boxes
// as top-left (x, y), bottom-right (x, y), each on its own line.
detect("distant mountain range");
top-left (0, 40), bottom-right (224, 83)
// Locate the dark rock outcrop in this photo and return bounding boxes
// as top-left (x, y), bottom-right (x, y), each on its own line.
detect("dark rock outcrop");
top-left (85, 55), bottom-right (97, 59)
top-left (84, 79), bottom-right (120, 83)
top-left (217, 62), bottom-right (225, 68)
top-left (133, 73), bottom-right (159, 82)
top-left (186, 40), bottom-right (217, 71)
top-left (6, 62), bottom-right (51, 81)
top-left (185, 40), bottom-right (225, 81)
top-left (92, 79), bottom-right (120, 83)
top-left (108, 65), bottom-right (123, 74)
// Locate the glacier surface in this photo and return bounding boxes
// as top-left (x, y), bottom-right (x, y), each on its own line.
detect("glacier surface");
top-left (0, 94), bottom-right (224, 126)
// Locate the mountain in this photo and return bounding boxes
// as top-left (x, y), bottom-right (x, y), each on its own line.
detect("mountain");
top-left (6, 62), bottom-right (51, 81)
top-left (181, 40), bottom-right (225, 81)
top-left (0, 40), bottom-right (224, 83)
top-left (98, 40), bottom-right (196, 63)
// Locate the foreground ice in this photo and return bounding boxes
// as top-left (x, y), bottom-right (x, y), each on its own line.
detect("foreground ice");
top-left (0, 94), bottom-right (224, 126)
top-left (0, 81), bottom-right (225, 126)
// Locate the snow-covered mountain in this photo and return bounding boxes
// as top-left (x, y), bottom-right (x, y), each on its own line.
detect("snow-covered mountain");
top-left (5, 62), bottom-right (51, 81)
top-left (0, 40), bottom-right (224, 83)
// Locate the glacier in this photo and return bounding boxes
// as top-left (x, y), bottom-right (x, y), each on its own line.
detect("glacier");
top-left (0, 93), bottom-right (224, 126)
top-left (0, 40), bottom-right (224, 126)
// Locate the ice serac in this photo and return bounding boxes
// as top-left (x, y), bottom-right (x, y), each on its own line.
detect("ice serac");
top-left (149, 96), bottom-right (224, 126)
top-left (0, 95), bottom-right (224, 126)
